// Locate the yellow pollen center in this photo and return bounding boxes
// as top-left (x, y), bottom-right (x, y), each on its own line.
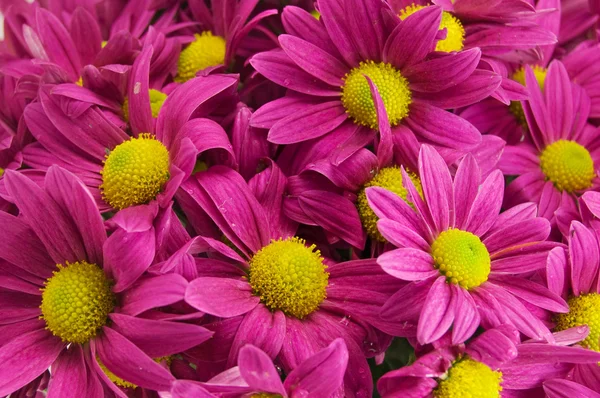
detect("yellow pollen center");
top-left (509, 65), bottom-right (547, 126)
top-left (76, 77), bottom-right (83, 86)
top-left (356, 167), bottom-right (423, 242)
top-left (101, 40), bottom-right (108, 48)
top-left (431, 229), bottom-right (491, 290)
top-left (175, 31), bottom-right (226, 83)
top-left (40, 261), bottom-right (114, 344)
top-left (100, 133), bottom-right (170, 210)
top-left (400, 4), bottom-right (465, 53)
top-left (310, 10), bottom-right (321, 19)
top-left (122, 89), bottom-right (167, 121)
top-left (248, 237), bottom-right (329, 319)
top-left (0, 168), bottom-right (4, 177)
top-left (98, 355), bottom-right (173, 389)
top-left (539, 140), bottom-right (595, 192)
top-left (554, 293), bottom-right (600, 352)
top-left (341, 61), bottom-right (411, 129)
top-left (434, 358), bottom-right (502, 398)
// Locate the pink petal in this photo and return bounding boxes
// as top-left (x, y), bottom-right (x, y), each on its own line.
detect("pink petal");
top-left (120, 274), bottom-right (188, 316)
top-left (238, 345), bottom-right (286, 395)
top-left (569, 221), bottom-right (600, 296)
top-left (419, 145), bottom-right (454, 233)
top-left (185, 277), bottom-right (260, 318)
top-left (417, 276), bottom-right (455, 344)
top-left (377, 248), bottom-right (437, 281)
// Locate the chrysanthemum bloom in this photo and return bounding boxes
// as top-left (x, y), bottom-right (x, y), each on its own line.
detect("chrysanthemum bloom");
top-left (250, 2), bottom-right (501, 162)
top-left (366, 145), bottom-right (566, 344)
top-left (542, 221), bottom-right (600, 393)
top-left (0, 167), bottom-right (212, 396)
top-left (377, 324), bottom-right (600, 397)
top-left (174, 165), bottom-right (397, 396)
top-left (499, 61), bottom-right (600, 222)
top-left (172, 338), bottom-right (348, 397)
top-left (21, 62), bottom-right (238, 213)
top-left (173, 0), bottom-right (278, 82)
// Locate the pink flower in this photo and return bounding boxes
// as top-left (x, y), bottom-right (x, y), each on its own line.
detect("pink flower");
top-left (499, 61), bottom-right (600, 225)
top-left (366, 145), bottom-right (566, 344)
top-left (0, 166), bottom-right (212, 396)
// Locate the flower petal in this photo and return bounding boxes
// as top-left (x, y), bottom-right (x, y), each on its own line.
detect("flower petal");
top-left (378, 248), bottom-right (437, 281)
top-left (417, 276), bottom-right (455, 344)
top-left (185, 277), bottom-right (260, 318)
top-left (238, 345), bottom-right (286, 395)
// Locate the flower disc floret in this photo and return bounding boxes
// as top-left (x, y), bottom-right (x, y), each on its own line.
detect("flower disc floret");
top-left (357, 167), bottom-right (423, 242)
top-left (539, 140), bottom-right (595, 192)
top-left (248, 237), bottom-right (329, 319)
top-left (100, 133), bottom-right (170, 210)
top-left (434, 358), bottom-right (503, 398)
top-left (554, 293), bottom-right (600, 352)
top-left (122, 89), bottom-right (167, 121)
top-left (399, 4), bottom-right (465, 53)
top-left (40, 261), bottom-right (115, 344)
top-left (431, 229), bottom-right (491, 290)
top-left (175, 31), bottom-right (226, 83)
top-left (341, 61), bottom-right (411, 128)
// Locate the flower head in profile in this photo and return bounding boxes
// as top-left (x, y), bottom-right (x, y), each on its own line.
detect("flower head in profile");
top-left (378, 325), bottom-right (600, 397)
top-left (172, 338), bottom-right (348, 397)
top-left (499, 61), bottom-right (600, 223)
top-left (0, 167), bottom-right (211, 396)
top-left (250, 1), bottom-right (501, 163)
top-left (366, 145), bottom-right (566, 344)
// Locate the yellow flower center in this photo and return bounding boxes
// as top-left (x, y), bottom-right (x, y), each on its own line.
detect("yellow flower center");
top-left (509, 65), bottom-right (547, 126)
top-left (554, 293), bottom-right (600, 352)
top-left (98, 356), bottom-right (173, 389)
top-left (539, 140), bottom-right (595, 192)
top-left (122, 89), bottom-right (168, 121)
top-left (40, 261), bottom-right (115, 344)
top-left (100, 133), bottom-right (170, 210)
top-left (251, 394), bottom-right (283, 398)
top-left (434, 358), bottom-right (503, 398)
top-left (356, 167), bottom-right (423, 242)
top-left (310, 10), bottom-right (321, 19)
top-left (248, 237), bottom-right (329, 319)
top-left (76, 77), bottom-right (83, 86)
top-left (431, 229), bottom-right (491, 290)
top-left (0, 168), bottom-right (4, 177)
top-left (341, 61), bottom-right (411, 129)
top-left (175, 31), bottom-right (226, 83)
top-left (399, 4), bottom-right (465, 53)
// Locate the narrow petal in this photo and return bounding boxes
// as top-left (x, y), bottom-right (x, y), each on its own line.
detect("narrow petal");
top-left (451, 284), bottom-right (480, 344)
top-left (283, 338), bottom-right (349, 397)
top-left (96, 327), bottom-right (175, 391)
top-left (120, 274), bottom-right (188, 316)
top-left (546, 247), bottom-right (567, 297)
top-left (544, 378), bottom-right (600, 398)
top-left (490, 275), bottom-right (568, 313)
top-left (569, 221), bottom-right (600, 296)
top-left (127, 45), bottom-right (153, 135)
top-left (378, 248), bottom-right (437, 281)
top-left (47, 345), bottom-right (90, 398)
top-left (453, 154), bottom-right (480, 230)
top-left (0, 329), bottom-right (64, 397)
top-left (417, 276), bottom-right (455, 344)
top-left (185, 277), bottom-right (260, 318)
top-left (383, 6), bottom-right (441, 69)
top-left (109, 313), bottom-right (213, 358)
top-left (238, 345), bottom-right (286, 395)
top-left (419, 145), bottom-right (454, 233)
top-left (464, 170), bottom-right (504, 237)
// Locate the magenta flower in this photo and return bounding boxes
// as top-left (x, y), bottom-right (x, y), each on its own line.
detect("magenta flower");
top-left (250, 2), bottom-right (501, 162)
top-left (542, 221), bottom-right (600, 393)
top-left (171, 165), bottom-right (397, 395)
top-left (0, 166), bottom-right (212, 396)
top-left (173, 0), bottom-right (278, 81)
top-left (21, 56), bottom-right (238, 213)
top-left (172, 338), bottom-right (348, 397)
top-left (366, 145), bottom-right (566, 344)
top-left (499, 61), bottom-right (600, 222)
top-left (377, 325), bottom-right (600, 397)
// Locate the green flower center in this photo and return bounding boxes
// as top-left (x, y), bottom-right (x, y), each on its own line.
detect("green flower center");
top-left (175, 31), bottom-right (226, 83)
top-left (356, 167), bottom-right (423, 242)
top-left (40, 261), bottom-right (115, 344)
top-left (341, 61), bottom-right (411, 129)
top-left (434, 358), bottom-right (502, 398)
top-left (431, 229), bottom-right (491, 290)
top-left (539, 139), bottom-right (595, 192)
top-left (554, 293), bottom-right (600, 352)
top-left (248, 237), bottom-right (329, 319)
top-left (100, 133), bottom-right (170, 210)
top-left (399, 4), bottom-right (465, 53)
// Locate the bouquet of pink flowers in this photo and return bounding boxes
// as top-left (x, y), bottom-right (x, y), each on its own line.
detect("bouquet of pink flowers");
top-left (1, 0), bottom-right (600, 396)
